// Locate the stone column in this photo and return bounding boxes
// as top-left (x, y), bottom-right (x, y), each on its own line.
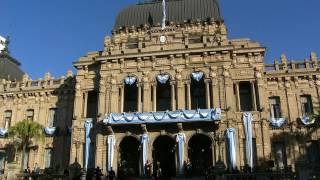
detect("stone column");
top-left (83, 92), bottom-right (88, 118)
top-left (223, 67), bottom-right (235, 112)
top-left (211, 79), bottom-right (220, 108)
top-left (171, 82), bottom-right (176, 111)
top-left (186, 82), bottom-right (191, 110)
top-left (153, 84), bottom-right (157, 112)
top-left (143, 83), bottom-right (151, 112)
top-left (251, 81), bottom-right (257, 111)
top-left (74, 84), bottom-right (83, 119)
top-left (235, 82), bottom-right (241, 111)
top-left (110, 84), bottom-right (119, 113)
top-left (98, 77), bottom-right (107, 115)
top-left (205, 80), bottom-right (211, 109)
top-left (142, 73), bottom-right (151, 112)
top-left (175, 71), bottom-right (185, 110)
top-left (120, 86), bottom-right (124, 112)
top-left (137, 85), bottom-right (142, 112)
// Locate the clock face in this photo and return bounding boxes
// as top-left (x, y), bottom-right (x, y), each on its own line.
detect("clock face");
top-left (160, 35), bottom-right (166, 43)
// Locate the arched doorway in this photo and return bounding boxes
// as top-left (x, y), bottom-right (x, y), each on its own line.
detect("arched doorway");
top-left (153, 136), bottom-right (176, 177)
top-left (188, 134), bottom-right (213, 175)
top-left (191, 72), bottom-right (206, 109)
top-left (118, 136), bottom-right (140, 177)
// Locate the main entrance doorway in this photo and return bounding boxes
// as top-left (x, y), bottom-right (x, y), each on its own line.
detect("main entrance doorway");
top-left (188, 134), bottom-right (213, 175)
top-left (118, 136), bottom-right (140, 177)
top-left (153, 136), bottom-right (176, 177)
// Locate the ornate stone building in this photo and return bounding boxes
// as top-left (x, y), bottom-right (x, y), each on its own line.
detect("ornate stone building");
top-left (1, 0), bottom-right (320, 179)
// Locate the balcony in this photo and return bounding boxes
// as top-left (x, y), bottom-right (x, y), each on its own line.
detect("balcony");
top-left (104, 108), bottom-right (222, 125)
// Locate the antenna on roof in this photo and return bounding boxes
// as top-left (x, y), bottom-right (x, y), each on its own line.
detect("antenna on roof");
top-left (162, 0), bottom-right (166, 29)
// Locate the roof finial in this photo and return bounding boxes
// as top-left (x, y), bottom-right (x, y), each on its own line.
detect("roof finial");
top-left (162, 0), bottom-right (166, 29)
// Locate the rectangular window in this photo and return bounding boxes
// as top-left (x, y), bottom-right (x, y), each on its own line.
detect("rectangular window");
top-left (239, 82), bottom-right (253, 111)
top-left (243, 138), bottom-right (258, 168)
top-left (306, 141), bottom-right (320, 165)
top-left (26, 109), bottom-right (34, 121)
top-left (48, 108), bottom-right (57, 127)
top-left (273, 142), bottom-right (287, 170)
top-left (4, 110), bottom-right (12, 129)
top-left (0, 151), bottom-right (5, 174)
top-left (301, 95), bottom-right (313, 116)
top-left (44, 148), bottom-right (52, 168)
top-left (269, 97), bottom-right (281, 118)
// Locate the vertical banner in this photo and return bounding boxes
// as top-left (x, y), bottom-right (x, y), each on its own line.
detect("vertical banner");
top-left (226, 128), bottom-right (237, 171)
top-left (162, 0), bottom-right (166, 29)
top-left (176, 133), bottom-right (186, 175)
top-left (107, 135), bottom-right (116, 171)
top-left (140, 134), bottom-right (149, 176)
top-left (243, 112), bottom-right (253, 169)
top-left (84, 119), bottom-right (93, 170)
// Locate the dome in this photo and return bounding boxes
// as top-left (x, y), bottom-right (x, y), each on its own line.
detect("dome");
top-left (0, 53), bottom-right (24, 81)
top-left (114, 0), bottom-right (222, 29)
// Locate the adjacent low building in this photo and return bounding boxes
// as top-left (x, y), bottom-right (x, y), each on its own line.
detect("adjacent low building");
top-left (0, 0), bottom-right (319, 179)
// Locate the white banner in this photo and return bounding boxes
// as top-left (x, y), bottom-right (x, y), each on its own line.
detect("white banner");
top-left (107, 135), bottom-right (116, 171)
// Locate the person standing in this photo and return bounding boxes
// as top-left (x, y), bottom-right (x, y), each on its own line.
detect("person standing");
top-left (108, 168), bottom-right (115, 180)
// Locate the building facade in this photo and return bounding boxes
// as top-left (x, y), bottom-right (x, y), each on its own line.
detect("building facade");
top-left (1, 0), bottom-right (320, 178)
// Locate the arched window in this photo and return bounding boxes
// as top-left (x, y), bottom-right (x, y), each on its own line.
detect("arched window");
top-left (4, 110), bottom-right (12, 129)
top-left (124, 76), bottom-right (138, 112)
top-left (26, 109), bottom-right (34, 121)
top-left (156, 74), bottom-right (171, 111)
top-left (48, 108), bottom-right (57, 127)
top-left (191, 71), bottom-right (206, 109)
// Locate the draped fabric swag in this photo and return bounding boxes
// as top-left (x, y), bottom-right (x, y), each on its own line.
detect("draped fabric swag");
top-left (105, 108), bottom-right (221, 125)
top-left (226, 128), bottom-right (237, 171)
top-left (191, 71), bottom-right (204, 82)
top-left (140, 134), bottom-right (149, 176)
top-left (44, 127), bottom-right (56, 136)
top-left (176, 133), bottom-right (186, 175)
top-left (124, 76), bottom-right (137, 85)
top-left (157, 74), bottom-right (170, 84)
top-left (269, 118), bottom-right (286, 128)
top-left (84, 119), bottom-right (93, 170)
top-left (300, 116), bottom-right (315, 125)
top-left (0, 128), bottom-right (8, 136)
top-left (243, 112), bottom-right (253, 169)
top-left (107, 135), bottom-right (116, 171)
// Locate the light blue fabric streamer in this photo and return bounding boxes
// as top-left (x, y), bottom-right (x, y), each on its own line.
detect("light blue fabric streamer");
top-left (0, 128), bottom-right (8, 136)
top-left (44, 127), bottom-right (56, 136)
top-left (84, 119), bottom-right (93, 170)
top-left (104, 108), bottom-right (221, 125)
top-left (107, 135), bottom-right (116, 171)
top-left (243, 112), bottom-right (253, 170)
top-left (191, 71), bottom-right (204, 82)
top-left (300, 116), bottom-right (315, 125)
top-left (157, 74), bottom-right (170, 84)
top-left (226, 128), bottom-right (237, 171)
top-left (269, 118), bottom-right (286, 128)
top-left (176, 133), bottom-right (186, 175)
top-left (140, 134), bottom-right (149, 176)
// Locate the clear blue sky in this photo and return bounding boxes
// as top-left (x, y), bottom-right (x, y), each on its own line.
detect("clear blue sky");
top-left (1, 0), bottom-right (319, 79)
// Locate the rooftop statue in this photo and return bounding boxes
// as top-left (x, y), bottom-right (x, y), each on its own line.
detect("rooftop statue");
top-left (0, 35), bottom-right (10, 54)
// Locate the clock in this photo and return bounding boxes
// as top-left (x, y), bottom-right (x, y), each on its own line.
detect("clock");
top-left (160, 35), bottom-right (166, 43)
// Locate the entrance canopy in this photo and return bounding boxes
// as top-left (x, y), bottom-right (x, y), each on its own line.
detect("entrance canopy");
top-left (104, 108), bottom-right (221, 125)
